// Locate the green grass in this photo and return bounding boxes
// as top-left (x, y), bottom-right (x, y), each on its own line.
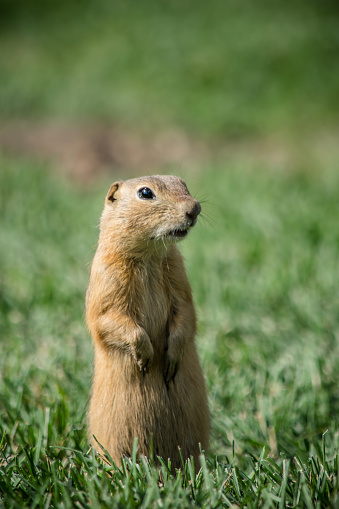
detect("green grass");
top-left (1, 1), bottom-right (339, 504)
top-left (1, 156), bottom-right (339, 507)
top-left (1, 0), bottom-right (339, 136)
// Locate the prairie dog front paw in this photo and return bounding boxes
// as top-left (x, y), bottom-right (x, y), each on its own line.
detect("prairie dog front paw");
top-left (164, 341), bottom-right (184, 384)
top-left (132, 331), bottom-right (154, 373)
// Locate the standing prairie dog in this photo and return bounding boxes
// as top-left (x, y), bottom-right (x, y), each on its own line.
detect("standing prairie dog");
top-left (86, 175), bottom-right (209, 468)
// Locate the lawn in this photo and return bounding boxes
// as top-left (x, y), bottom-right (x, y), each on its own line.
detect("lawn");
top-left (1, 156), bottom-right (339, 506)
top-left (1, 0), bottom-right (339, 506)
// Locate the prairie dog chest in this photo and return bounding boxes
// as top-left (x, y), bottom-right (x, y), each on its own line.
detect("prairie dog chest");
top-left (135, 262), bottom-right (171, 337)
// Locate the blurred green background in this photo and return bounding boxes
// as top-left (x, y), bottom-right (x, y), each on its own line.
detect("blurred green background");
top-left (0, 0), bottom-right (338, 132)
top-left (1, 0), bottom-right (339, 505)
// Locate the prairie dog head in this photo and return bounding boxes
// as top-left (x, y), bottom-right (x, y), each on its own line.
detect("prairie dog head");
top-left (100, 175), bottom-right (201, 255)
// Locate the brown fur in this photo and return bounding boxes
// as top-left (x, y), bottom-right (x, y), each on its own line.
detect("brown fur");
top-left (86, 175), bottom-right (209, 468)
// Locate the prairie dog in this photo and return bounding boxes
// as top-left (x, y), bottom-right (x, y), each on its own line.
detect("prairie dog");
top-left (86, 175), bottom-right (209, 468)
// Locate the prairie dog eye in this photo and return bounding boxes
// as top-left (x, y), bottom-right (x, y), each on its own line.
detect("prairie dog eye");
top-left (138, 187), bottom-right (155, 200)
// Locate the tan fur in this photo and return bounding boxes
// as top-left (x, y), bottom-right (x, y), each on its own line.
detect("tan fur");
top-left (86, 175), bottom-right (209, 468)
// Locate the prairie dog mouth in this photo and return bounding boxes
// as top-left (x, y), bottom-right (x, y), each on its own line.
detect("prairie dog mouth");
top-left (165, 216), bottom-right (198, 239)
top-left (167, 227), bottom-right (189, 239)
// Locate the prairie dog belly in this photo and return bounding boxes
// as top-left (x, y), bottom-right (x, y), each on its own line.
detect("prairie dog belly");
top-left (90, 343), bottom-right (207, 464)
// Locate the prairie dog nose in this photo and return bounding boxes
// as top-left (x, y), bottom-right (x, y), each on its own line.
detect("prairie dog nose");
top-left (186, 200), bottom-right (201, 222)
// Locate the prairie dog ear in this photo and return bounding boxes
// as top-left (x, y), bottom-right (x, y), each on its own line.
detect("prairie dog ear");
top-left (106, 181), bottom-right (123, 204)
